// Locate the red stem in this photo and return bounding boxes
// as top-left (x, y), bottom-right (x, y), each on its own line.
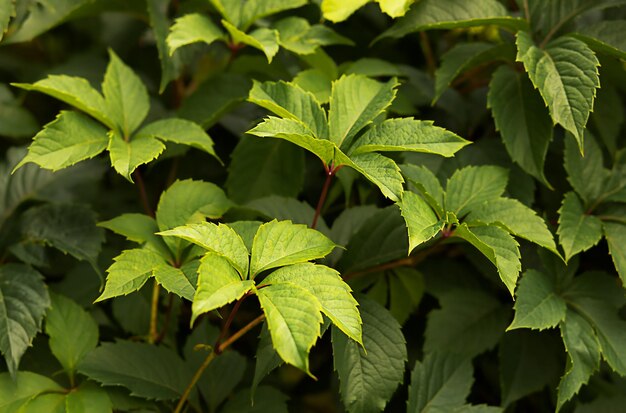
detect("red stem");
top-left (312, 165), bottom-right (336, 229)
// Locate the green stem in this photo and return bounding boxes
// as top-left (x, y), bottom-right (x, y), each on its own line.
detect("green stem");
top-left (148, 279), bottom-right (160, 344)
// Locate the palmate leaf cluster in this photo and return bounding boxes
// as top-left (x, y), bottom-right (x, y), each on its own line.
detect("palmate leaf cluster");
top-left (0, 0), bottom-right (626, 412)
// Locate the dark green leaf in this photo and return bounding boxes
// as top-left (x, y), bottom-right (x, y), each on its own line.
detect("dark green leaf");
top-left (557, 192), bottom-right (603, 261)
top-left (509, 270), bottom-right (566, 330)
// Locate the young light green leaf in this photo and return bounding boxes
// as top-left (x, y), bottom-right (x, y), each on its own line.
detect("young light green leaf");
top-left (407, 352), bottom-right (474, 413)
top-left (135, 118), bottom-right (218, 159)
top-left (328, 75), bottom-right (398, 149)
top-left (516, 31), bottom-right (600, 152)
top-left (226, 137), bottom-right (305, 204)
top-left (211, 0), bottom-right (307, 31)
top-left (399, 191), bottom-right (443, 253)
top-left (264, 263), bottom-right (362, 345)
top-left (509, 270), bottom-right (566, 331)
top-left (248, 80), bottom-right (329, 139)
top-left (346, 152), bottom-right (405, 202)
top-left (0, 0), bottom-right (14, 41)
top-left (102, 50), bottom-right (149, 137)
top-left (256, 282), bottom-right (323, 375)
top-left (246, 116), bottom-right (337, 165)
top-left (0, 264), bottom-right (50, 378)
top-left (166, 13), bottom-right (224, 55)
top-left (322, 0), bottom-right (415, 22)
top-left (0, 372), bottom-right (64, 412)
top-left (573, 20), bottom-right (626, 60)
top-left (557, 192), bottom-right (603, 261)
top-left (557, 310), bottom-right (601, 411)
top-left (13, 111), bottom-right (108, 172)
top-left (154, 265), bottom-right (195, 301)
top-left (349, 118), bottom-right (469, 157)
top-left (488, 65), bottom-right (553, 186)
top-left (564, 133), bottom-right (609, 205)
top-left (107, 132), bottom-right (165, 182)
top-left (435, 42), bottom-right (515, 104)
top-left (78, 340), bottom-right (190, 400)
top-left (250, 220), bottom-right (336, 276)
top-left (332, 296), bottom-right (407, 413)
top-left (379, 0), bottom-right (527, 41)
top-left (603, 222), bottom-right (626, 286)
top-left (466, 198), bottom-right (558, 254)
top-left (192, 253), bottom-right (255, 324)
top-left (159, 222), bottom-right (249, 277)
top-left (424, 289), bottom-right (509, 358)
top-left (98, 213), bottom-right (171, 258)
top-left (96, 248), bottom-right (166, 302)
top-left (453, 224), bottom-right (521, 296)
top-left (45, 293), bottom-right (98, 379)
top-left (401, 164), bottom-right (445, 216)
top-left (223, 21), bottom-right (279, 63)
top-left (445, 165), bottom-right (508, 217)
top-left (274, 17), bottom-right (353, 55)
top-left (12, 75), bottom-right (114, 129)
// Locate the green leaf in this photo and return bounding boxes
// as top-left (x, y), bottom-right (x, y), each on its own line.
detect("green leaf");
top-left (78, 340), bottom-right (189, 400)
top-left (247, 116), bottom-right (337, 165)
top-left (603, 223), bottom-right (626, 287)
top-left (401, 164), bottom-right (445, 217)
top-left (45, 293), bottom-right (98, 379)
top-left (499, 330), bottom-right (562, 407)
top-left (256, 282), bottom-right (323, 374)
top-left (435, 42), bottom-right (515, 104)
top-left (159, 222), bottom-right (249, 277)
top-left (379, 0), bottom-right (527, 41)
top-left (226, 137), bottom-right (305, 204)
top-left (98, 213), bottom-right (170, 258)
top-left (264, 263), bottom-right (362, 345)
top-left (424, 289), bottom-right (509, 358)
top-left (349, 118), bottom-right (469, 157)
top-left (332, 296), bottom-right (407, 413)
top-left (0, 372), bottom-right (64, 411)
top-left (574, 20), bottom-right (626, 60)
top-left (0, 100), bottom-right (39, 139)
top-left (293, 69), bottom-right (333, 104)
top-left (248, 80), bottom-right (329, 139)
top-left (488, 65), bottom-right (553, 186)
top-left (223, 21), bottom-right (279, 63)
top-left (211, 0), bottom-right (307, 30)
top-left (13, 111), bottom-right (109, 172)
top-left (21, 203), bottom-right (104, 266)
top-left (590, 80), bottom-right (624, 154)
top-left (166, 13), bottom-right (224, 55)
top-left (96, 249), bottom-right (166, 302)
top-left (192, 253), bottom-right (254, 324)
top-left (329, 75), bottom-right (398, 149)
top-left (322, 0), bottom-right (416, 22)
top-left (516, 31), bottom-right (600, 151)
top-left (557, 310), bottom-right (601, 411)
top-left (445, 166), bottom-right (508, 217)
top-left (12, 75), bottom-right (114, 129)
top-left (102, 50), bottom-right (150, 137)
top-left (346, 152), bottom-right (405, 202)
top-left (64, 382), bottom-right (113, 413)
top-left (407, 352), bottom-right (474, 413)
top-left (135, 118), bottom-right (218, 159)
top-left (466, 198), bottom-right (558, 254)
top-left (147, 0), bottom-right (182, 93)
top-left (453, 224), bottom-right (521, 296)
top-left (221, 386), bottom-right (288, 413)
top-left (153, 265), bottom-right (195, 301)
top-left (178, 73), bottom-right (252, 129)
top-left (246, 196), bottom-right (329, 233)
top-left (399, 191), bottom-right (442, 253)
top-left (250, 220), bottom-right (335, 277)
top-left (564, 133), bottom-right (609, 205)
top-left (0, 0), bottom-right (14, 42)
top-left (509, 270), bottom-right (567, 330)
top-left (107, 132), bottom-right (165, 182)
top-left (557, 192), bottom-right (603, 261)
top-left (274, 17), bottom-right (353, 55)
top-left (196, 351), bottom-right (247, 413)
top-left (0, 264), bottom-right (50, 377)
top-left (251, 324), bottom-right (283, 397)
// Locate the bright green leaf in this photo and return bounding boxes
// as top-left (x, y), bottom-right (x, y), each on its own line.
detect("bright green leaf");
top-left (401, 164), bottom-right (445, 216)
top-left (0, 372), bottom-right (63, 412)
top-left (274, 17), bottom-right (353, 55)
top-left (166, 13), bottom-right (224, 55)
top-left (98, 213), bottom-right (170, 258)
top-left (292, 69), bottom-right (333, 104)
top-left (211, 0), bottom-right (307, 31)
top-left (346, 152), bottom-right (405, 202)
top-left (399, 191), bottom-right (442, 253)
top-left (332, 296), bottom-right (407, 413)
top-left (135, 118), bottom-right (218, 159)
top-left (0, 264), bottom-right (50, 377)
top-left (509, 270), bottom-right (566, 330)
top-left (488, 65), bottom-right (553, 186)
top-left (107, 132), bottom-right (165, 182)
top-left (154, 265), bottom-right (195, 301)
top-left (445, 165), bottom-right (508, 217)
top-left (516, 31), bottom-right (600, 152)
top-left (256, 282), bottom-right (323, 375)
top-left (13, 111), bottom-right (108, 172)
top-left (557, 192), bottom-right (603, 261)
top-left (223, 21), bottom-right (279, 63)
top-left (264, 263), bottom-right (362, 345)
top-left (0, 0), bottom-right (14, 42)
top-left (250, 220), bottom-right (336, 276)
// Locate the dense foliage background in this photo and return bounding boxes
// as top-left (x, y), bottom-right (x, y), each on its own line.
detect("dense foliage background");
top-left (1, 1), bottom-right (626, 412)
